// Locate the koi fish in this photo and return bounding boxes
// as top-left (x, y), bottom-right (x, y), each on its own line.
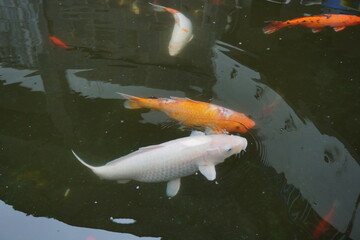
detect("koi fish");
top-left (312, 204), bottom-right (337, 239)
top-left (49, 36), bottom-right (73, 49)
top-left (261, 95), bottom-right (282, 118)
top-left (118, 0), bottom-right (126, 6)
top-left (72, 131), bottom-right (247, 197)
top-left (263, 14), bottom-right (360, 34)
top-left (149, 3), bottom-right (193, 56)
top-left (118, 93), bottom-right (255, 134)
top-left (212, 0), bottom-right (223, 5)
top-left (131, 0), bottom-right (140, 15)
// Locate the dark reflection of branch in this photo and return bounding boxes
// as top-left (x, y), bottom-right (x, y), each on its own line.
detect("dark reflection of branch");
top-left (37, 1), bottom-right (74, 148)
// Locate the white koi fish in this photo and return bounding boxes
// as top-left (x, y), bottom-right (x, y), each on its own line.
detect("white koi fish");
top-left (149, 2), bottom-right (193, 56)
top-left (72, 132), bottom-right (247, 197)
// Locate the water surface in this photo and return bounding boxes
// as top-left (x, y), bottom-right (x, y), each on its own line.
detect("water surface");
top-left (0, 0), bottom-right (359, 239)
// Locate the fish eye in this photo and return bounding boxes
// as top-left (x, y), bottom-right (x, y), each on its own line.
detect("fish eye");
top-left (225, 146), bottom-right (232, 152)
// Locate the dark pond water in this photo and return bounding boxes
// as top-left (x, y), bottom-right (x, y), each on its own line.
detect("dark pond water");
top-left (1, 0), bottom-right (360, 239)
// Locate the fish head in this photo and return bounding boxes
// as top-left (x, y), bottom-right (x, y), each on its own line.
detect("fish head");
top-left (207, 135), bottom-right (248, 162)
top-left (226, 113), bottom-right (256, 133)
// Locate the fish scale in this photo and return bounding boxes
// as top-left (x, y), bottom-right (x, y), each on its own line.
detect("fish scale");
top-left (137, 160), bottom-right (199, 182)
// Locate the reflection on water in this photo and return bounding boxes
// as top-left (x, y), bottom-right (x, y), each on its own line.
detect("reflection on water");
top-left (0, 201), bottom-right (159, 240)
top-left (212, 41), bottom-right (360, 238)
top-left (1, 0), bottom-right (360, 239)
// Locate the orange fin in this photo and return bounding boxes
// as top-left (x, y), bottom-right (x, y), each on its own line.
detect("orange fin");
top-left (333, 26), bottom-right (346, 32)
top-left (117, 92), bottom-right (143, 109)
top-left (263, 21), bottom-right (283, 34)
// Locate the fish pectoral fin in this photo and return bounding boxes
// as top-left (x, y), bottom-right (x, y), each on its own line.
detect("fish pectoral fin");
top-left (333, 26), bottom-right (346, 32)
top-left (188, 34), bottom-right (194, 42)
top-left (117, 180), bottom-right (131, 184)
top-left (199, 164), bottom-right (216, 181)
top-left (312, 28), bottom-right (323, 33)
top-left (166, 178), bottom-right (181, 197)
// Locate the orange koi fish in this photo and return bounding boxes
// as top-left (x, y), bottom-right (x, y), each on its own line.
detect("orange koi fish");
top-left (119, 93), bottom-right (255, 134)
top-left (312, 204), bottom-right (337, 239)
top-left (263, 14), bottom-right (360, 34)
top-left (49, 36), bottom-right (73, 49)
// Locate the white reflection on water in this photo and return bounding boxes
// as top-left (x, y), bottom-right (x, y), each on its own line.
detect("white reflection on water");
top-left (65, 69), bottom-right (185, 100)
top-left (110, 217), bottom-right (136, 224)
top-left (0, 66), bottom-right (44, 92)
top-left (0, 201), bottom-right (160, 240)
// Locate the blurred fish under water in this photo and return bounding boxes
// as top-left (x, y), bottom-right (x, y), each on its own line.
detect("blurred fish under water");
top-left (49, 36), bottom-right (74, 49)
top-left (149, 3), bottom-right (193, 56)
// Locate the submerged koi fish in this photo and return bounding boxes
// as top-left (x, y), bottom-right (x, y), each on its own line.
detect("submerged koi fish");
top-left (72, 131), bottom-right (247, 197)
top-left (149, 3), bottom-right (193, 56)
top-left (131, 0), bottom-right (140, 15)
top-left (263, 14), bottom-right (360, 34)
top-left (119, 93), bottom-right (255, 134)
top-left (49, 36), bottom-right (73, 49)
top-left (312, 204), bottom-right (337, 239)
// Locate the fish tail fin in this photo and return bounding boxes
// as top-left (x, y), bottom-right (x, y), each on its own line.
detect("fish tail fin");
top-left (263, 21), bottom-right (283, 34)
top-left (149, 2), bottom-right (166, 12)
top-left (72, 150), bottom-right (97, 170)
top-left (117, 92), bottom-right (144, 109)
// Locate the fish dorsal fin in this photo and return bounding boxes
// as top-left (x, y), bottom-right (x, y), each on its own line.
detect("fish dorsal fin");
top-left (199, 164), bottom-right (216, 181)
top-left (170, 96), bottom-right (200, 103)
top-left (169, 96), bottom-right (184, 100)
top-left (105, 145), bottom-right (164, 166)
top-left (166, 178), bottom-right (181, 197)
top-left (319, 14), bottom-right (332, 19)
top-left (138, 144), bottom-right (164, 152)
top-left (190, 130), bottom-right (205, 136)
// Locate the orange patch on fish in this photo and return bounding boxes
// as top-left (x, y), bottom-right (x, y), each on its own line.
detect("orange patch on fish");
top-left (312, 204), bottom-right (337, 239)
top-left (181, 28), bottom-right (189, 32)
top-left (263, 14), bottom-right (360, 34)
top-left (164, 7), bottom-right (180, 15)
top-left (118, 93), bottom-right (255, 134)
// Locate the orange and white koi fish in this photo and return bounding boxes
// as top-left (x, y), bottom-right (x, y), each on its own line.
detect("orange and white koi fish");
top-left (312, 204), bottom-right (337, 239)
top-left (49, 36), bottom-right (73, 49)
top-left (131, 0), bottom-right (140, 15)
top-left (149, 3), bottom-right (193, 56)
top-left (263, 14), bottom-right (360, 34)
top-left (119, 93), bottom-right (255, 134)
